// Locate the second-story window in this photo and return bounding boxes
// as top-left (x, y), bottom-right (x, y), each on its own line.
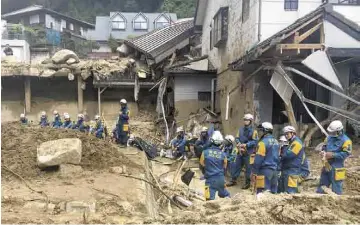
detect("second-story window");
top-left (284, 0), bottom-right (299, 11)
top-left (29, 14), bottom-right (40, 24)
top-left (69, 23), bottom-right (74, 31)
top-left (133, 14), bottom-right (148, 30)
top-left (212, 7), bottom-right (228, 48)
top-left (112, 14), bottom-right (126, 30)
top-left (155, 15), bottom-right (170, 29)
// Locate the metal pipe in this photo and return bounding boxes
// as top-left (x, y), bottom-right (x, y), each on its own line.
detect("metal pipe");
top-left (258, 0), bottom-right (262, 42)
top-left (285, 67), bottom-right (360, 106)
top-left (225, 93), bottom-right (230, 121)
top-left (211, 78), bottom-right (216, 112)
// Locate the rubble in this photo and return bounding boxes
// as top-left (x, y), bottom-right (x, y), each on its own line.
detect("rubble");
top-left (37, 138), bottom-right (82, 168)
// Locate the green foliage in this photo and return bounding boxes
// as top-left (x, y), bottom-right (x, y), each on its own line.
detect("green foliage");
top-left (108, 35), bottom-right (119, 53)
top-left (161, 0), bottom-right (196, 18)
top-left (126, 34), bottom-right (137, 39)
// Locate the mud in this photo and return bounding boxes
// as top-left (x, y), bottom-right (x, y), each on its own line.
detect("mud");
top-left (1, 122), bottom-right (143, 178)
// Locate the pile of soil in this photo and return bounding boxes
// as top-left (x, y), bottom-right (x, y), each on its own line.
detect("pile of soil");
top-left (1, 122), bottom-right (143, 178)
top-left (154, 193), bottom-right (360, 224)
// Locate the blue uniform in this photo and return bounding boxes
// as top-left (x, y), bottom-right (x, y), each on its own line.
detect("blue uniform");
top-left (117, 107), bottom-right (130, 145)
top-left (316, 134), bottom-right (352, 195)
top-left (39, 116), bottom-right (49, 127)
top-left (300, 155), bottom-right (310, 179)
top-left (234, 126), bottom-right (258, 181)
top-left (223, 144), bottom-right (239, 178)
top-left (171, 134), bottom-right (187, 157)
top-left (252, 134), bottom-right (279, 194)
top-left (279, 136), bottom-right (305, 193)
top-left (72, 118), bottom-right (89, 132)
top-left (52, 116), bottom-right (63, 128)
top-left (62, 119), bottom-right (73, 129)
top-left (20, 118), bottom-right (28, 125)
top-left (200, 146), bottom-right (230, 200)
top-left (94, 120), bottom-right (104, 139)
top-left (194, 135), bottom-right (211, 158)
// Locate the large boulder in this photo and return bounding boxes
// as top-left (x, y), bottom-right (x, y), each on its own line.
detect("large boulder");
top-left (51, 49), bottom-right (79, 64)
top-left (37, 138), bottom-right (82, 168)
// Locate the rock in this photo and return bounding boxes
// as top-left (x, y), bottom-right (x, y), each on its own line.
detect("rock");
top-left (41, 69), bottom-right (56, 77)
top-left (53, 68), bottom-right (71, 77)
top-left (23, 201), bottom-right (56, 212)
top-left (59, 164), bottom-right (83, 177)
top-left (111, 55), bottom-right (119, 60)
top-left (109, 166), bottom-right (123, 174)
top-left (66, 201), bottom-right (96, 213)
top-left (68, 73), bottom-right (75, 81)
top-left (41, 58), bottom-right (53, 64)
top-left (51, 49), bottom-right (79, 64)
top-left (37, 138), bottom-right (82, 168)
top-left (66, 58), bottom-right (77, 65)
top-left (116, 201), bottom-right (135, 212)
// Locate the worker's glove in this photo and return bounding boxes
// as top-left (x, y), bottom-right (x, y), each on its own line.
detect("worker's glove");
top-left (324, 152), bottom-right (334, 160)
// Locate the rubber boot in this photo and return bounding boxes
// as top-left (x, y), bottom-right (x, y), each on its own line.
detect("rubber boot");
top-left (242, 179), bottom-right (251, 189)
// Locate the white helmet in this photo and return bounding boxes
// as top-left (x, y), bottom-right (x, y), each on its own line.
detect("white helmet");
top-left (243, 114), bottom-right (254, 121)
top-left (95, 115), bottom-right (100, 120)
top-left (283, 125), bottom-right (296, 134)
top-left (176, 126), bottom-right (184, 133)
top-left (201, 127), bottom-right (208, 132)
top-left (41, 111), bottom-right (46, 116)
top-left (327, 120), bottom-right (343, 132)
top-left (211, 131), bottom-right (224, 145)
top-left (78, 114), bottom-right (84, 119)
top-left (53, 110), bottom-right (58, 115)
top-left (259, 122), bottom-right (273, 132)
top-left (64, 114), bottom-right (70, 119)
top-left (225, 135), bottom-right (235, 143)
top-left (120, 99), bottom-right (127, 104)
top-left (279, 135), bottom-right (287, 142)
top-left (20, 113), bottom-right (25, 118)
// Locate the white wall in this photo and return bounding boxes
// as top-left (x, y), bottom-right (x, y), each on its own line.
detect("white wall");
top-left (334, 5), bottom-right (360, 26)
top-left (174, 75), bottom-right (213, 102)
top-left (324, 20), bottom-right (360, 48)
top-left (1, 39), bottom-right (30, 63)
top-left (259, 0), bottom-right (323, 41)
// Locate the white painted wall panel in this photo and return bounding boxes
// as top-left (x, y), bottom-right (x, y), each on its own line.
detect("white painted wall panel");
top-left (334, 5), bottom-right (360, 26)
top-left (174, 76), bottom-right (213, 102)
top-left (324, 20), bottom-right (360, 48)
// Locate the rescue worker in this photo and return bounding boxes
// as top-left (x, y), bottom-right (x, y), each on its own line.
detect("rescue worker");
top-left (277, 135), bottom-right (289, 193)
top-left (20, 113), bottom-right (28, 125)
top-left (170, 127), bottom-right (187, 158)
top-left (299, 155), bottom-right (310, 184)
top-left (279, 126), bottom-right (305, 194)
top-left (194, 127), bottom-right (211, 158)
top-left (93, 115), bottom-right (104, 139)
top-left (72, 114), bottom-right (89, 132)
top-left (200, 131), bottom-right (230, 200)
top-left (116, 99), bottom-right (130, 146)
top-left (39, 111), bottom-right (49, 127)
top-left (52, 110), bottom-right (63, 128)
top-left (251, 122), bottom-right (279, 194)
top-left (230, 114), bottom-right (258, 188)
top-left (3, 44), bottom-right (13, 56)
top-left (316, 120), bottom-right (352, 195)
top-left (223, 135), bottom-right (239, 178)
top-left (62, 113), bottom-right (73, 129)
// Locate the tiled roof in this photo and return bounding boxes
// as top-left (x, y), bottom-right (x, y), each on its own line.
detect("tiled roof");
top-left (124, 18), bottom-right (194, 59)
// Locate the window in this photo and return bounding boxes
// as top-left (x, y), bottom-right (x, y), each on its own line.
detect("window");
top-left (61, 19), bottom-right (66, 31)
top-left (80, 27), bottom-right (84, 36)
top-left (155, 15), bottom-right (169, 29)
top-left (242, 0), bottom-right (250, 21)
top-left (284, 0), bottom-right (299, 11)
top-left (198, 92), bottom-right (211, 102)
top-left (133, 14), bottom-right (148, 30)
top-left (337, 0), bottom-right (360, 4)
top-left (29, 14), bottom-right (40, 24)
top-left (69, 23), bottom-right (74, 31)
top-left (111, 14), bottom-right (126, 30)
top-left (212, 7), bottom-right (228, 48)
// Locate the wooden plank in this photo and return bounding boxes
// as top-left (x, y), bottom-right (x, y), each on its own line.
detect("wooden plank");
top-left (277, 44), bottom-right (323, 50)
top-left (297, 22), bottom-right (323, 43)
top-left (77, 75), bottom-right (83, 113)
top-left (294, 32), bottom-right (300, 43)
top-left (24, 77), bottom-right (31, 113)
top-left (320, 23), bottom-right (325, 44)
top-left (285, 101), bottom-right (298, 132)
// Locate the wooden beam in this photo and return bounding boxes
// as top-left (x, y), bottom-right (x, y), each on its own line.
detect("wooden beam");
top-left (24, 77), bottom-right (31, 113)
top-left (297, 22), bottom-right (323, 43)
top-left (294, 32), bottom-right (300, 43)
top-left (320, 23), bottom-right (325, 44)
top-left (77, 75), bottom-right (83, 113)
top-left (277, 44), bottom-right (323, 50)
top-left (285, 101), bottom-right (298, 132)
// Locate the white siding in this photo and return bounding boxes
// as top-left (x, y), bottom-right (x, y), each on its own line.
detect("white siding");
top-left (324, 21), bottom-right (360, 48)
top-left (333, 5), bottom-right (360, 26)
top-left (45, 14), bottom-right (55, 29)
top-left (174, 76), bottom-right (213, 102)
top-left (29, 14), bottom-right (39, 24)
top-left (61, 19), bottom-right (66, 31)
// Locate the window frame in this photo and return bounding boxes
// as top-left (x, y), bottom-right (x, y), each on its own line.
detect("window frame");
top-left (133, 13), bottom-right (148, 31)
top-left (212, 6), bottom-right (229, 48)
top-left (284, 0), bottom-right (299, 11)
top-left (155, 14), bottom-right (170, 29)
top-left (29, 14), bottom-right (40, 24)
top-left (111, 14), bottom-right (126, 30)
top-left (198, 91), bottom-right (212, 102)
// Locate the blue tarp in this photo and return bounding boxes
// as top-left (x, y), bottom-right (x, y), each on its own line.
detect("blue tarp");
top-left (46, 29), bottom-right (61, 46)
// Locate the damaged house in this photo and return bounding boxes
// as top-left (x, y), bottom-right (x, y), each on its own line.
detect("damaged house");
top-left (194, 0), bottom-right (360, 143)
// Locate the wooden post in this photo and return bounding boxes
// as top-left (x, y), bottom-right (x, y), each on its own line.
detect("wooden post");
top-left (77, 75), bottom-right (83, 113)
top-left (24, 77), bottom-right (31, 113)
top-left (285, 101), bottom-right (298, 131)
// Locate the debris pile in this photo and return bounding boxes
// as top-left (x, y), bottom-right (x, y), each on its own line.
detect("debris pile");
top-left (1, 122), bottom-right (142, 178)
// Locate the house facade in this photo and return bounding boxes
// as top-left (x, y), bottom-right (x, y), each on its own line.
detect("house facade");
top-left (87, 12), bottom-right (177, 53)
top-left (194, 0), bottom-right (360, 136)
